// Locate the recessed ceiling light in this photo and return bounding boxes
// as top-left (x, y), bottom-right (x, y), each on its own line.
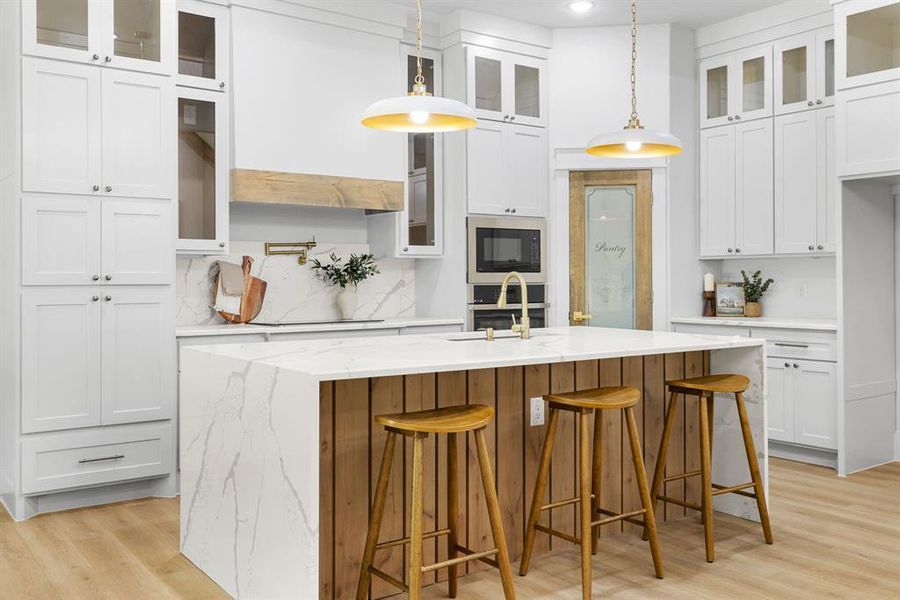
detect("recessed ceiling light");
top-left (567, 0), bottom-right (595, 13)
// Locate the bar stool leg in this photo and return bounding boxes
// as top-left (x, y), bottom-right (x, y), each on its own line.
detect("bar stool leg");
top-left (447, 432), bottom-right (459, 598)
top-left (578, 410), bottom-right (593, 600)
top-left (474, 428), bottom-right (517, 600)
top-left (643, 391), bottom-right (678, 541)
top-left (520, 407), bottom-right (560, 576)
top-left (590, 409), bottom-right (603, 555)
top-left (356, 432), bottom-right (398, 600)
top-left (408, 433), bottom-right (426, 600)
top-left (699, 396), bottom-right (715, 563)
top-left (625, 406), bottom-right (664, 579)
top-left (735, 392), bottom-right (774, 545)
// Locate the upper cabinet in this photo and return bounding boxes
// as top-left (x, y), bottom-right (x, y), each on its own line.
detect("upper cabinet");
top-left (176, 0), bottom-right (228, 92)
top-left (835, 0), bottom-right (900, 90)
top-left (22, 0), bottom-right (175, 75)
top-left (467, 46), bottom-right (547, 128)
top-left (699, 43), bottom-right (772, 128)
top-left (774, 27), bottom-right (834, 115)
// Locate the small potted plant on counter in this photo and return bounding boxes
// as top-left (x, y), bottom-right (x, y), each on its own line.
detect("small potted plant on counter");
top-left (312, 252), bottom-right (380, 319)
top-left (740, 270), bottom-right (774, 317)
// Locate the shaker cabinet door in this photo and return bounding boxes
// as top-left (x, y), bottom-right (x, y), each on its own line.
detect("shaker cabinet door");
top-left (793, 360), bottom-right (837, 450)
top-left (467, 120), bottom-right (507, 215)
top-left (101, 288), bottom-right (175, 425)
top-left (816, 108), bottom-right (837, 252)
top-left (506, 124), bottom-right (547, 217)
top-left (699, 127), bottom-right (736, 256)
top-left (101, 198), bottom-right (173, 285)
top-left (774, 112), bottom-right (818, 254)
top-left (21, 290), bottom-right (101, 433)
top-left (22, 58), bottom-right (102, 196)
top-left (21, 196), bottom-right (101, 286)
top-left (734, 119), bottom-right (774, 256)
top-left (101, 69), bottom-right (174, 199)
top-left (766, 359), bottom-right (793, 443)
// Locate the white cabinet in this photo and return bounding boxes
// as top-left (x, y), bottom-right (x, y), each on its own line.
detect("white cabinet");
top-left (22, 59), bottom-right (101, 195)
top-left (766, 359), bottom-right (793, 443)
top-left (176, 0), bottom-right (229, 92)
top-left (23, 58), bottom-right (174, 198)
top-left (793, 360), bottom-right (837, 449)
top-left (22, 0), bottom-right (175, 75)
top-left (21, 290), bottom-right (101, 433)
top-left (835, 0), bottom-right (900, 90)
top-left (836, 80), bottom-right (900, 177)
top-left (467, 47), bottom-right (546, 127)
top-left (468, 122), bottom-right (547, 217)
top-left (176, 87), bottom-right (229, 253)
top-left (700, 119), bottom-right (773, 257)
top-left (22, 196), bottom-right (173, 286)
top-left (774, 108), bottom-right (835, 254)
top-left (774, 27), bottom-right (834, 115)
top-left (699, 44), bottom-right (772, 128)
top-left (101, 288), bottom-right (175, 424)
top-left (21, 288), bottom-right (174, 433)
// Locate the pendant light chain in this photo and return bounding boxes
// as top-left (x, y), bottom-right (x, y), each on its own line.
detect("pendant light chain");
top-left (628, 0), bottom-right (642, 129)
top-left (411, 0), bottom-right (430, 96)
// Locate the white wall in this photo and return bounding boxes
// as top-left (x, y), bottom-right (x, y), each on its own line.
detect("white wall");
top-left (718, 257), bottom-right (837, 319)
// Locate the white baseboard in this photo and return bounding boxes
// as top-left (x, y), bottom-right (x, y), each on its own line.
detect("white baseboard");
top-left (769, 440), bottom-right (837, 470)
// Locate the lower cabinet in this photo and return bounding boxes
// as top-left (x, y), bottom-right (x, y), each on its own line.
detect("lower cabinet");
top-left (21, 288), bottom-right (174, 433)
top-left (767, 357), bottom-right (836, 450)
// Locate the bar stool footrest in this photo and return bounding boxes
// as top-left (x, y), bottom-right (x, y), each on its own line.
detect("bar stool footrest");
top-left (455, 544), bottom-right (500, 569)
top-left (591, 508), bottom-right (648, 528)
top-left (368, 566), bottom-right (409, 593)
top-left (422, 547), bottom-right (499, 573)
top-left (657, 494), bottom-right (703, 512)
top-left (663, 469), bottom-right (702, 483)
top-left (541, 494), bottom-right (595, 512)
top-left (711, 482), bottom-right (756, 497)
top-left (534, 523), bottom-right (581, 546)
top-left (374, 528), bottom-right (451, 551)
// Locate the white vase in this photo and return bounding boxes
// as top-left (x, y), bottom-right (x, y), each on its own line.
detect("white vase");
top-left (336, 286), bottom-right (358, 320)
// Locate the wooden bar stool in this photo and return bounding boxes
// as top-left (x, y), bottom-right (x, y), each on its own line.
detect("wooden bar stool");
top-left (645, 374), bottom-right (773, 563)
top-left (356, 404), bottom-right (516, 600)
top-left (519, 387), bottom-right (664, 600)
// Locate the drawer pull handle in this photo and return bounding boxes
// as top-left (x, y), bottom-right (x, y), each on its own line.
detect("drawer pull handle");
top-left (78, 454), bottom-right (125, 464)
top-left (773, 343), bottom-right (809, 348)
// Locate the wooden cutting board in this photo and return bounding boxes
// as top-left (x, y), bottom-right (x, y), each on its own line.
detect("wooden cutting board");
top-left (216, 256), bottom-right (268, 324)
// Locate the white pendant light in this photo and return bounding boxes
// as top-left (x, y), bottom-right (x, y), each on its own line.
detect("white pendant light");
top-left (361, 0), bottom-right (476, 133)
top-left (586, 0), bottom-right (683, 158)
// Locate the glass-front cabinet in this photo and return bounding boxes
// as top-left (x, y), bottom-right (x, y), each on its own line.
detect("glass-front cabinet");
top-left (176, 87), bottom-right (228, 253)
top-left (774, 27), bottom-right (834, 115)
top-left (467, 46), bottom-right (547, 127)
top-left (23, 0), bottom-right (175, 74)
top-left (699, 43), bottom-right (772, 128)
top-left (835, 0), bottom-right (900, 89)
top-left (176, 0), bottom-right (228, 91)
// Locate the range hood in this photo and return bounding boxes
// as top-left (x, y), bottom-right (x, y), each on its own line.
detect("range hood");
top-left (231, 168), bottom-right (403, 211)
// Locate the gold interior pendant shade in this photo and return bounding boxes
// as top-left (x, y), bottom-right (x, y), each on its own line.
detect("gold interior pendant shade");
top-left (361, 0), bottom-right (476, 133)
top-left (586, 0), bottom-right (682, 158)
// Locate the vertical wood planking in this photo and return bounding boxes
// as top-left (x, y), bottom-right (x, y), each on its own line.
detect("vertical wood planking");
top-left (466, 369), bottom-right (496, 573)
top-left (369, 377), bottom-right (405, 599)
top-left (574, 361), bottom-right (599, 542)
top-left (620, 357), bottom-right (644, 534)
top-left (319, 382), bottom-right (334, 600)
top-left (683, 352), bottom-right (705, 517)
top-left (598, 359), bottom-right (622, 535)
top-left (404, 374), bottom-right (437, 588)
top-left (549, 362), bottom-right (576, 546)
top-left (496, 367), bottom-right (524, 562)
top-left (523, 364), bottom-right (551, 557)
top-left (642, 355), bottom-right (666, 522)
top-left (333, 379), bottom-right (370, 600)
top-left (663, 354), bottom-right (686, 519)
top-left (436, 371), bottom-right (467, 582)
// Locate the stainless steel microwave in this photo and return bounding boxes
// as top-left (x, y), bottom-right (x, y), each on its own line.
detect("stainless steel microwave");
top-left (467, 216), bottom-right (547, 283)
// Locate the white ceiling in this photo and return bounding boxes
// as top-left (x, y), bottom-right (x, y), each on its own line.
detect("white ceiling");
top-left (392, 0), bottom-right (794, 29)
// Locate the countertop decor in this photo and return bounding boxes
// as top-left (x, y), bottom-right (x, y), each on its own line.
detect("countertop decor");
top-left (740, 270), bottom-right (774, 318)
top-left (311, 252), bottom-right (380, 319)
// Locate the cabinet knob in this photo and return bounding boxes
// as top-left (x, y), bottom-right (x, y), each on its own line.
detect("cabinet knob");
top-left (727, 248), bottom-right (733, 253)
top-left (816, 99), bottom-right (822, 105)
top-left (92, 184), bottom-right (100, 192)
top-left (808, 245), bottom-right (815, 251)
top-left (793, 363), bottom-right (799, 369)
top-left (92, 53), bottom-right (100, 61)
top-left (104, 185), bottom-right (112, 192)
top-left (727, 116), bottom-right (734, 121)
top-left (219, 81), bottom-right (225, 89)
top-left (807, 101), bottom-right (814, 106)
top-left (105, 274), bottom-right (112, 281)
top-left (510, 208), bottom-right (517, 214)
top-left (92, 295), bottom-right (100, 302)
top-left (504, 208), bottom-right (511, 212)
top-left (784, 362), bottom-right (790, 367)
top-left (92, 274), bottom-right (100, 281)
top-left (817, 244), bottom-right (823, 250)
top-left (219, 242), bottom-right (225, 248)
top-left (105, 295), bottom-right (112, 301)
top-left (104, 56), bottom-right (112, 63)
top-left (401, 247), bottom-right (408, 252)
top-left (734, 114), bottom-right (741, 120)
top-left (509, 115), bottom-right (516, 121)
top-left (735, 247), bottom-right (741, 253)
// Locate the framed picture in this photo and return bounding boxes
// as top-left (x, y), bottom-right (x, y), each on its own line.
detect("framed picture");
top-left (715, 282), bottom-right (745, 316)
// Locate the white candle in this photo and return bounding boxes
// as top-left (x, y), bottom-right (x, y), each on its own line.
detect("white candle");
top-left (704, 273), bottom-right (715, 292)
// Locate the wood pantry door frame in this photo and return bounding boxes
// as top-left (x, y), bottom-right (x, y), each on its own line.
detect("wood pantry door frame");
top-left (569, 170), bottom-right (653, 330)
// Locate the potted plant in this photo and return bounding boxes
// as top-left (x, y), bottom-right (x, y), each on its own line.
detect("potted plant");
top-left (311, 252), bottom-right (380, 319)
top-left (740, 270), bottom-right (774, 317)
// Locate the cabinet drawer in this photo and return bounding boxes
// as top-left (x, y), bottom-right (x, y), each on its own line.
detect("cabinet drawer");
top-left (752, 327), bottom-right (836, 361)
top-left (21, 422), bottom-right (173, 495)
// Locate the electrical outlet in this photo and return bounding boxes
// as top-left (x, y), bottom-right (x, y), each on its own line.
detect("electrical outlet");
top-left (530, 396), bottom-right (545, 427)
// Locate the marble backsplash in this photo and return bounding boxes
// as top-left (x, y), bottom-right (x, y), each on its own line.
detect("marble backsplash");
top-left (176, 241), bottom-right (415, 326)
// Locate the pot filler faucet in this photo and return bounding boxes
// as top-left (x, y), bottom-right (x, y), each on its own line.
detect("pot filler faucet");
top-left (497, 271), bottom-right (530, 339)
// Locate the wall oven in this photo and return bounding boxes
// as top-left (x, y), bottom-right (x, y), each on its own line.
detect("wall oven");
top-left (467, 216), bottom-right (547, 283)
top-left (467, 284), bottom-right (548, 331)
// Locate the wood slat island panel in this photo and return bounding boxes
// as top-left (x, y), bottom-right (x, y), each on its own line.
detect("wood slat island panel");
top-left (319, 353), bottom-right (708, 600)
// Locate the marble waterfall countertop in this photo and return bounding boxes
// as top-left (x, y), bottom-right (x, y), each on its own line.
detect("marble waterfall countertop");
top-left (181, 325), bottom-right (764, 380)
top-left (175, 316), bottom-right (464, 338)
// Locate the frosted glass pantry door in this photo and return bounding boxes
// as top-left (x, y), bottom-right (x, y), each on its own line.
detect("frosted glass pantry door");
top-left (584, 185), bottom-right (637, 329)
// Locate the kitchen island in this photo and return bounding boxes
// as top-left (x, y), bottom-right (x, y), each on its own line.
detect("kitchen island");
top-left (179, 327), bottom-right (766, 599)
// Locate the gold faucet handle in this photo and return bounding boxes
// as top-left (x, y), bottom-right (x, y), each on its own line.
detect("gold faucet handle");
top-left (572, 311), bottom-right (593, 323)
top-left (510, 314), bottom-right (522, 332)
top-left (477, 327), bottom-right (495, 341)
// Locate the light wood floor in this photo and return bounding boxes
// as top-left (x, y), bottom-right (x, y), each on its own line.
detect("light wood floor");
top-left (1, 458), bottom-right (898, 599)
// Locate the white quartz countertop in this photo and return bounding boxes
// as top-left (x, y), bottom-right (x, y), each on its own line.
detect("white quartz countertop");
top-left (181, 326), bottom-right (763, 381)
top-left (671, 316), bottom-right (837, 331)
top-left (175, 316), bottom-right (464, 338)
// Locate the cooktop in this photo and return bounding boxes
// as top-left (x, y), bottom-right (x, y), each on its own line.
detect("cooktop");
top-left (251, 319), bottom-right (385, 326)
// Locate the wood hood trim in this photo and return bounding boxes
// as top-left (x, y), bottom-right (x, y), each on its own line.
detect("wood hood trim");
top-left (231, 168), bottom-right (404, 211)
